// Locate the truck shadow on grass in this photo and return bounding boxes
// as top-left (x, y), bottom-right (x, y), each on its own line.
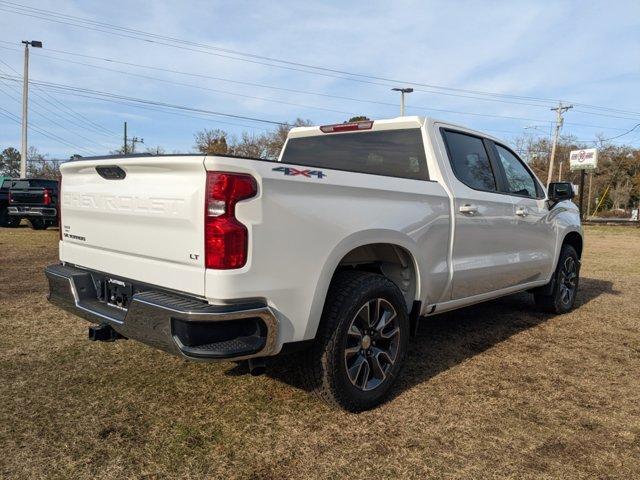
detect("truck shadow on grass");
top-left (260, 277), bottom-right (618, 405)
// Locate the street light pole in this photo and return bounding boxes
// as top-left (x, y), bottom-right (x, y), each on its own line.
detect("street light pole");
top-left (391, 87), bottom-right (414, 116)
top-left (20, 40), bottom-right (42, 178)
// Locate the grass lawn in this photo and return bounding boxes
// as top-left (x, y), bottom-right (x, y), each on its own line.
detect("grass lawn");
top-left (1, 225), bottom-right (639, 479)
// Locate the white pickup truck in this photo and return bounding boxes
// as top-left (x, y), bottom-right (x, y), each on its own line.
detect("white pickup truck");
top-left (45, 116), bottom-right (582, 411)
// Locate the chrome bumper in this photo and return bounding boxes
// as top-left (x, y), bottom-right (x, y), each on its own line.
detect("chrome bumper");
top-left (44, 263), bottom-right (279, 361)
top-left (8, 206), bottom-right (57, 217)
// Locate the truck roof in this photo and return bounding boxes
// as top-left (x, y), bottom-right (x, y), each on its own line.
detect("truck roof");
top-left (287, 116), bottom-right (503, 144)
top-left (287, 116), bottom-right (425, 139)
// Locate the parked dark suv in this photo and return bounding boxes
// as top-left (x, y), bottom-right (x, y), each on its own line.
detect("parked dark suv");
top-left (7, 178), bottom-right (60, 229)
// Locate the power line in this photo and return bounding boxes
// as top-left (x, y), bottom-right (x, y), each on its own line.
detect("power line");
top-left (573, 108), bottom-right (640, 122)
top-left (0, 56), bottom-right (117, 137)
top-left (65, 94), bottom-right (275, 132)
top-left (0, 73), bottom-right (290, 126)
top-left (1, 47), bottom-right (634, 133)
top-left (0, 3), bottom-right (550, 107)
top-left (587, 123), bottom-right (640, 143)
top-left (7, 45), bottom-right (548, 122)
top-left (0, 69), bottom-right (108, 151)
top-left (2, 1), bottom-right (638, 117)
top-left (0, 70), bottom-right (632, 141)
top-left (0, 82), bottom-right (98, 153)
top-left (3, 42), bottom-right (558, 118)
top-left (0, 62), bottom-right (117, 143)
top-left (22, 52), bottom-right (360, 118)
top-left (0, 104), bottom-right (96, 154)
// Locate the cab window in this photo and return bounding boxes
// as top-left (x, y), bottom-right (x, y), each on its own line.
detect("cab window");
top-left (495, 144), bottom-right (539, 198)
top-left (442, 130), bottom-right (497, 191)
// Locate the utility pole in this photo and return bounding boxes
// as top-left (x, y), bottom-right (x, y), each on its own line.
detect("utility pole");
top-left (123, 121), bottom-right (127, 155)
top-left (20, 40), bottom-right (43, 178)
top-left (122, 121), bottom-right (143, 155)
top-left (391, 87), bottom-right (414, 116)
top-left (587, 171), bottom-right (593, 217)
top-left (558, 160), bottom-right (563, 181)
top-left (546, 101), bottom-right (573, 186)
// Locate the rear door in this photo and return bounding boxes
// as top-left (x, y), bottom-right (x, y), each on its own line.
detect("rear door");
top-left (491, 142), bottom-right (556, 283)
top-left (439, 128), bottom-right (518, 299)
top-left (59, 156), bottom-right (207, 296)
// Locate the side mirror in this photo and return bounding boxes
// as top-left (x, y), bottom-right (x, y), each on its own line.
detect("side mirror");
top-left (548, 182), bottom-right (574, 203)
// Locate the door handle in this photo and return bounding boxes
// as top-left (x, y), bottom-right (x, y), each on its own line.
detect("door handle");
top-left (459, 204), bottom-right (478, 215)
top-left (515, 207), bottom-right (528, 217)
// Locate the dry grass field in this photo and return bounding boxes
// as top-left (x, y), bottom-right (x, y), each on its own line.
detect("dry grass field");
top-left (1, 225), bottom-right (639, 479)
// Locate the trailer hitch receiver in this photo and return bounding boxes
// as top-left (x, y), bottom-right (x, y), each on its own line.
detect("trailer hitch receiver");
top-left (88, 323), bottom-right (125, 342)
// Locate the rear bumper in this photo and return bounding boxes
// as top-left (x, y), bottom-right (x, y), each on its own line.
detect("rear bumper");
top-left (44, 263), bottom-right (279, 361)
top-left (8, 206), bottom-right (57, 217)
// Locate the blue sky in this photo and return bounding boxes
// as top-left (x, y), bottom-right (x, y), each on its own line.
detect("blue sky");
top-left (0, 0), bottom-right (639, 159)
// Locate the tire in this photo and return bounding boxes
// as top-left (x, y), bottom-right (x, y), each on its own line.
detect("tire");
top-left (299, 271), bottom-right (410, 412)
top-left (0, 208), bottom-right (20, 228)
top-left (534, 244), bottom-right (580, 313)
top-left (6, 216), bottom-right (20, 227)
top-left (29, 218), bottom-right (47, 230)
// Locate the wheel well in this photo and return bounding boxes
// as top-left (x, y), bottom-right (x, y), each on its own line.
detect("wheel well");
top-left (563, 231), bottom-right (583, 258)
top-left (335, 243), bottom-right (417, 312)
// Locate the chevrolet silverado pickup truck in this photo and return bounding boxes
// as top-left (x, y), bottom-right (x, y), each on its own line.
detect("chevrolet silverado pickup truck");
top-left (7, 178), bottom-right (60, 229)
top-left (45, 117), bottom-right (582, 411)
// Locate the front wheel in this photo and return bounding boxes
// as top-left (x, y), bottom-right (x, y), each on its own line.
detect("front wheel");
top-left (299, 271), bottom-right (409, 412)
top-left (534, 244), bottom-right (580, 313)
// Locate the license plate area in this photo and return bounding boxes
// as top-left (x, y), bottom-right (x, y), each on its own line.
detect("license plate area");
top-left (103, 278), bottom-right (133, 310)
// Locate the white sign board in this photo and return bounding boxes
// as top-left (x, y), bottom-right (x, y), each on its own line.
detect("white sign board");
top-left (569, 148), bottom-right (598, 171)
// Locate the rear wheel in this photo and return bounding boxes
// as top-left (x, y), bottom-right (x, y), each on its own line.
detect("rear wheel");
top-left (29, 218), bottom-right (47, 230)
top-left (299, 271), bottom-right (409, 412)
top-left (534, 244), bottom-right (580, 313)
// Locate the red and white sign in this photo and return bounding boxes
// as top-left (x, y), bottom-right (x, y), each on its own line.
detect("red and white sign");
top-left (569, 148), bottom-right (598, 171)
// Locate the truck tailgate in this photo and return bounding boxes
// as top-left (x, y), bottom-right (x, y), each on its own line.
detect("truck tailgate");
top-left (10, 188), bottom-right (46, 204)
top-left (59, 156), bottom-right (207, 296)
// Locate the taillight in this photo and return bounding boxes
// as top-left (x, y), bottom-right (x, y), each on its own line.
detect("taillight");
top-left (43, 188), bottom-right (52, 206)
top-left (205, 172), bottom-right (257, 269)
top-left (7, 191), bottom-right (12, 204)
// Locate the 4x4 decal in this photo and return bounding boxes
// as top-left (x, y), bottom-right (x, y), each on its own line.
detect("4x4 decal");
top-left (272, 166), bottom-right (326, 179)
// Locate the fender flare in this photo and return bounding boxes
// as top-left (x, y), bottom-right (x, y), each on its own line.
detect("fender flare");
top-left (302, 229), bottom-right (422, 339)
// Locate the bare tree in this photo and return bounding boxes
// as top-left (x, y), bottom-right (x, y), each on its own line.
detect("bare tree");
top-left (194, 129), bottom-right (233, 155)
top-left (146, 146), bottom-right (166, 155)
top-left (26, 146), bottom-right (60, 179)
top-left (261, 118), bottom-right (312, 159)
top-left (193, 119), bottom-right (312, 160)
top-left (511, 134), bottom-right (640, 214)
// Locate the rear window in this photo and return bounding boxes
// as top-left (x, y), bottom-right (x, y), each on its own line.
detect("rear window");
top-left (11, 180), bottom-right (30, 189)
top-left (280, 128), bottom-right (429, 180)
top-left (9, 179), bottom-right (57, 189)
